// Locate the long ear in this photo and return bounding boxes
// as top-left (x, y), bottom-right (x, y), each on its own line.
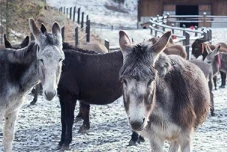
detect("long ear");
top-left (212, 45), bottom-right (221, 56)
top-left (119, 30), bottom-right (132, 51)
top-left (20, 36), bottom-right (29, 48)
top-left (29, 18), bottom-right (42, 42)
top-left (4, 34), bottom-right (12, 48)
top-left (41, 23), bottom-right (47, 34)
top-left (119, 30), bottom-right (132, 58)
top-left (52, 22), bottom-right (61, 36)
top-left (205, 45), bottom-right (212, 54)
top-left (151, 31), bottom-right (171, 55)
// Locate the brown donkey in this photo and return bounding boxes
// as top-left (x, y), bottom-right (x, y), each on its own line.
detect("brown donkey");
top-left (149, 37), bottom-right (187, 59)
top-left (119, 31), bottom-right (210, 152)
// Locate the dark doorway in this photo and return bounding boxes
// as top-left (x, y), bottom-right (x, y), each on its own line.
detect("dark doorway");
top-left (176, 5), bottom-right (198, 27)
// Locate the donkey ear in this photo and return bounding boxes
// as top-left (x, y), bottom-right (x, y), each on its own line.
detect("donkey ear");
top-left (205, 45), bottom-right (211, 54)
top-left (41, 23), bottom-right (47, 34)
top-left (20, 36), bottom-right (29, 48)
top-left (151, 31), bottom-right (171, 55)
top-left (4, 34), bottom-right (12, 48)
top-left (119, 30), bottom-right (132, 50)
top-left (29, 18), bottom-right (42, 42)
top-left (213, 45), bottom-right (221, 55)
top-left (119, 30), bottom-right (132, 57)
top-left (52, 22), bottom-right (61, 36)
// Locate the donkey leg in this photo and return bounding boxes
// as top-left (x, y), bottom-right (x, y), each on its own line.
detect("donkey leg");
top-left (220, 72), bottom-right (226, 88)
top-left (179, 130), bottom-right (193, 152)
top-left (208, 80), bottom-right (215, 116)
top-left (78, 102), bottom-right (90, 134)
top-left (3, 110), bottom-right (18, 152)
top-left (149, 136), bottom-right (164, 152)
top-left (128, 131), bottom-right (139, 146)
top-left (168, 140), bottom-right (179, 152)
top-left (75, 102), bottom-right (83, 123)
top-left (61, 99), bottom-right (76, 150)
top-left (57, 100), bottom-right (66, 149)
top-left (213, 76), bottom-right (217, 90)
top-left (30, 84), bottom-right (40, 105)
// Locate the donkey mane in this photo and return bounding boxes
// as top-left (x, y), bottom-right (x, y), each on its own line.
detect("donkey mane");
top-left (62, 42), bottom-right (97, 54)
top-left (120, 44), bottom-right (155, 80)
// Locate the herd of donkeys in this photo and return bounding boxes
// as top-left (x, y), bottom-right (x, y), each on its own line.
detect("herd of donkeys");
top-left (0, 18), bottom-right (227, 152)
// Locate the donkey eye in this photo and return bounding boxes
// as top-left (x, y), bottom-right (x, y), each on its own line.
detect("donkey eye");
top-left (39, 59), bottom-right (44, 64)
top-left (59, 58), bottom-right (63, 62)
top-left (122, 79), bottom-right (127, 86)
top-left (147, 80), bottom-right (152, 87)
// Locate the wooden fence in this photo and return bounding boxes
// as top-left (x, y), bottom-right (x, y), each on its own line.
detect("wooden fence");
top-left (58, 6), bottom-right (110, 51)
top-left (148, 16), bottom-right (212, 60)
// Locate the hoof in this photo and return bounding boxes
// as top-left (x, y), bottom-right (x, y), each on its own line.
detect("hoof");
top-left (30, 101), bottom-right (36, 105)
top-left (137, 136), bottom-right (145, 143)
top-left (211, 112), bottom-right (215, 116)
top-left (78, 125), bottom-right (89, 134)
top-left (75, 116), bottom-right (83, 123)
top-left (61, 145), bottom-right (70, 151)
top-left (219, 85), bottom-right (225, 88)
top-left (128, 140), bottom-right (137, 146)
top-left (55, 144), bottom-right (62, 150)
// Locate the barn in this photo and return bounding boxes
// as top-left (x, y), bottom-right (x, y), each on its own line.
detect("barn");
top-left (138, 0), bottom-right (227, 27)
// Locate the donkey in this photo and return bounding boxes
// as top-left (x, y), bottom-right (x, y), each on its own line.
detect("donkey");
top-left (0, 18), bottom-right (64, 152)
top-left (78, 42), bottom-right (108, 53)
top-left (149, 37), bottom-right (187, 59)
top-left (191, 38), bottom-right (227, 89)
top-left (119, 31), bottom-right (210, 152)
top-left (190, 60), bottom-right (214, 116)
top-left (204, 45), bottom-right (227, 82)
top-left (2, 35), bottom-right (43, 106)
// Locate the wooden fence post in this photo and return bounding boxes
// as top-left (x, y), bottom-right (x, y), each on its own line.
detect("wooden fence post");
top-left (69, 7), bottom-right (72, 20)
top-left (66, 8), bottom-right (69, 17)
top-left (183, 31), bottom-right (190, 60)
top-left (63, 7), bottom-right (65, 14)
top-left (203, 12), bottom-right (206, 27)
top-left (86, 20), bottom-right (90, 43)
top-left (195, 26), bottom-right (198, 36)
top-left (105, 39), bottom-right (109, 52)
top-left (81, 12), bottom-right (84, 30)
top-left (75, 27), bottom-right (78, 46)
top-left (73, 6), bottom-right (76, 22)
top-left (61, 27), bottom-right (65, 42)
top-left (77, 7), bottom-right (81, 24)
top-left (86, 15), bottom-right (89, 21)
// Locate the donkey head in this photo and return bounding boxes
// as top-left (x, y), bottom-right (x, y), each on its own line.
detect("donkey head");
top-left (204, 45), bottom-right (221, 64)
top-left (4, 34), bottom-right (29, 49)
top-left (119, 31), bottom-right (171, 131)
top-left (191, 38), bottom-right (207, 58)
top-left (29, 18), bottom-right (64, 101)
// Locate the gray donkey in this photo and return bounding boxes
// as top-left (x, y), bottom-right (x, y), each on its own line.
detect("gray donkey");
top-left (0, 18), bottom-right (64, 152)
top-left (204, 45), bottom-right (227, 77)
top-left (119, 31), bottom-right (210, 152)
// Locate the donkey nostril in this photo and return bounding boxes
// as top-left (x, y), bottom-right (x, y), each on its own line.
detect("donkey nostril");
top-left (143, 118), bottom-right (145, 123)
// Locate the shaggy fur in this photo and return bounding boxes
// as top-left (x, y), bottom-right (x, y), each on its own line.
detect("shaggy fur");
top-left (120, 31), bottom-right (210, 152)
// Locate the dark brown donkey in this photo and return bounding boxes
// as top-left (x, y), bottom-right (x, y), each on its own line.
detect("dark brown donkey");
top-left (119, 31), bottom-right (210, 152)
top-left (192, 38), bottom-right (227, 89)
